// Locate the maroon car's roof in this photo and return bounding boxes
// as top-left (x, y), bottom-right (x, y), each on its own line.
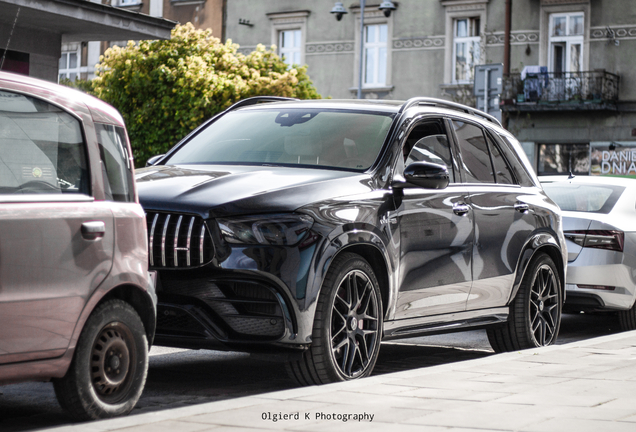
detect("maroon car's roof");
top-left (0, 71), bottom-right (125, 127)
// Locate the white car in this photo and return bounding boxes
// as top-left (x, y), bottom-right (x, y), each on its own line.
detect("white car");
top-left (541, 175), bottom-right (636, 330)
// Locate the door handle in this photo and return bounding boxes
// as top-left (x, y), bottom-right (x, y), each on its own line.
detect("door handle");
top-left (514, 202), bottom-right (530, 213)
top-left (453, 203), bottom-right (471, 216)
top-left (81, 221), bottom-right (106, 240)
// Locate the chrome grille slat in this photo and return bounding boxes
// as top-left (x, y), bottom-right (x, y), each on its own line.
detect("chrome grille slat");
top-left (200, 225), bottom-right (206, 265)
top-left (145, 211), bottom-right (214, 269)
top-left (161, 214), bottom-right (171, 267)
top-left (149, 213), bottom-right (159, 267)
top-left (173, 215), bottom-right (183, 267)
top-left (186, 216), bottom-right (195, 266)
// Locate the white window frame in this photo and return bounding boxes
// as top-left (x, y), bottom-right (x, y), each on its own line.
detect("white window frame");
top-left (363, 23), bottom-right (388, 87)
top-left (539, 0), bottom-right (590, 72)
top-left (116, 0), bottom-right (142, 6)
top-left (442, 0), bottom-right (487, 85)
top-left (548, 12), bottom-right (584, 73)
top-left (278, 29), bottom-right (302, 67)
top-left (268, 11), bottom-right (309, 68)
top-left (452, 17), bottom-right (481, 83)
top-left (58, 45), bottom-right (81, 82)
top-left (352, 7), bottom-right (393, 92)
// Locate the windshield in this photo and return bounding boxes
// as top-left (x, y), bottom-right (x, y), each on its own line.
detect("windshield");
top-left (542, 182), bottom-right (625, 214)
top-left (165, 108), bottom-right (395, 171)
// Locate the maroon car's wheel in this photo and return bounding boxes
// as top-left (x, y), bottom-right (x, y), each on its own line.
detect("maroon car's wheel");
top-left (286, 253), bottom-right (383, 385)
top-left (53, 300), bottom-right (148, 421)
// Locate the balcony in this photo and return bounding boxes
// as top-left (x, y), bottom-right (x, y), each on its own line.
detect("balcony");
top-left (502, 70), bottom-right (619, 112)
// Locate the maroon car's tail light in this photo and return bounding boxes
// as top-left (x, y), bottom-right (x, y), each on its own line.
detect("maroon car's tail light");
top-left (577, 284), bottom-right (616, 291)
top-left (146, 212), bottom-right (214, 268)
top-left (564, 230), bottom-right (624, 252)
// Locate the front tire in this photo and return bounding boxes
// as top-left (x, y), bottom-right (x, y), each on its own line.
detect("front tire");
top-left (287, 253), bottom-right (383, 385)
top-left (53, 300), bottom-right (149, 421)
top-left (488, 252), bottom-right (562, 353)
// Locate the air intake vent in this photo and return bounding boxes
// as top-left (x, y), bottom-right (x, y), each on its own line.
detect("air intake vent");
top-left (146, 212), bottom-right (214, 268)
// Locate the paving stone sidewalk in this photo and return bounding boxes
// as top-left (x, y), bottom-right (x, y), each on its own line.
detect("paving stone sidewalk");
top-left (46, 331), bottom-right (636, 432)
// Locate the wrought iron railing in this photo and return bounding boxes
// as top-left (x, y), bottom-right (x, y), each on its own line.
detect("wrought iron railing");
top-left (502, 70), bottom-right (619, 106)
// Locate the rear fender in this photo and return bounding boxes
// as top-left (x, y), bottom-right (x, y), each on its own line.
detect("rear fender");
top-left (509, 231), bottom-right (566, 304)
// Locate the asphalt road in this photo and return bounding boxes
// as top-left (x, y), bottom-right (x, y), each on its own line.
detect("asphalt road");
top-left (0, 312), bottom-right (623, 432)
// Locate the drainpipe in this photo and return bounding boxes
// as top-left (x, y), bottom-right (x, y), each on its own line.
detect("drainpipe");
top-left (503, 0), bottom-right (512, 129)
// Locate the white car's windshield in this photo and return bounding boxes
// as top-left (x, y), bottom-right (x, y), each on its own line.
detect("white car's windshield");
top-left (165, 108), bottom-right (395, 171)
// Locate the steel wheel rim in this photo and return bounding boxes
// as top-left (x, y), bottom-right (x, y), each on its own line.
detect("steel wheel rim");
top-left (529, 264), bottom-right (560, 346)
top-left (90, 322), bottom-right (136, 403)
top-left (330, 269), bottom-right (380, 379)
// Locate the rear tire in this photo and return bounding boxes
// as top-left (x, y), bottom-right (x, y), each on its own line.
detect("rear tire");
top-left (618, 304), bottom-right (636, 331)
top-left (488, 252), bottom-right (562, 353)
top-left (286, 253), bottom-right (383, 385)
top-left (53, 300), bottom-right (148, 421)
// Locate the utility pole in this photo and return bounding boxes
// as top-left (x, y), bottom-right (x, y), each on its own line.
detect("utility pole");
top-left (503, 0), bottom-right (512, 129)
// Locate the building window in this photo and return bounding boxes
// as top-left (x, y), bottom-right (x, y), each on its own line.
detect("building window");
top-left (453, 18), bottom-right (480, 83)
top-left (59, 48), bottom-right (80, 82)
top-left (279, 29), bottom-right (302, 66)
top-left (537, 143), bottom-right (589, 176)
top-left (549, 12), bottom-right (584, 73)
top-left (363, 24), bottom-right (387, 87)
top-left (268, 11), bottom-right (309, 68)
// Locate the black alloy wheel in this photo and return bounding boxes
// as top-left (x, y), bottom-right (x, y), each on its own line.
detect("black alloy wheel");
top-left (488, 252), bottom-right (562, 352)
top-left (527, 261), bottom-right (560, 346)
top-left (330, 269), bottom-right (381, 378)
top-left (286, 253), bottom-right (383, 385)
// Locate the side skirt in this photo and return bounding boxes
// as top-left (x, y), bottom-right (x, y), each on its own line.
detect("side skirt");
top-left (383, 307), bottom-right (509, 341)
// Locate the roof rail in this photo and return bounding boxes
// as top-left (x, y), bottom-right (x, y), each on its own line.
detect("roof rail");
top-left (399, 97), bottom-right (502, 127)
top-left (226, 96), bottom-right (298, 112)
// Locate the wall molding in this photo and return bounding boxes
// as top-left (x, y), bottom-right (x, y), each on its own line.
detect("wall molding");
top-left (392, 36), bottom-right (445, 50)
top-left (306, 42), bottom-right (354, 55)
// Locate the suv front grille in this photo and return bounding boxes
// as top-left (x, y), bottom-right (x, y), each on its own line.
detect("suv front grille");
top-left (146, 212), bottom-right (214, 268)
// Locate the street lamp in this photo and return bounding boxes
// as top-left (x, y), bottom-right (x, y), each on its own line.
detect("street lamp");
top-left (331, 1), bottom-right (397, 99)
top-left (330, 2), bottom-right (348, 21)
top-left (378, 1), bottom-right (397, 18)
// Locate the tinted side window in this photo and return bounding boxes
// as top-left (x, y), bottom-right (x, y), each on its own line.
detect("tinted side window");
top-left (452, 120), bottom-right (494, 183)
top-left (404, 120), bottom-right (455, 183)
top-left (96, 123), bottom-right (135, 202)
top-left (0, 90), bottom-right (89, 195)
top-left (497, 133), bottom-right (536, 187)
top-left (486, 133), bottom-right (515, 184)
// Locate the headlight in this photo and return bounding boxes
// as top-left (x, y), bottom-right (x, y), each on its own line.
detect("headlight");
top-left (217, 214), bottom-right (314, 246)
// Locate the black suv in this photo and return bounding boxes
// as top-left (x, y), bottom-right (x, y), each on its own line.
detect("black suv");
top-left (137, 97), bottom-right (567, 384)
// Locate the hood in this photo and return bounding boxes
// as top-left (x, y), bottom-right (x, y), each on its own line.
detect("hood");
top-left (136, 164), bottom-right (374, 218)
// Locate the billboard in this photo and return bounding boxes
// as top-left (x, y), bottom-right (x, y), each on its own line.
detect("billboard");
top-left (591, 142), bottom-right (636, 178)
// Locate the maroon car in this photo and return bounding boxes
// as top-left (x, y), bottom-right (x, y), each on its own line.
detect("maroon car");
top-left (0, 71), bottom-right (156, 420)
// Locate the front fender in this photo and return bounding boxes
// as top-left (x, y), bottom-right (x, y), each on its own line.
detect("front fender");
top-left (297, 228), bottom-right (397, 344)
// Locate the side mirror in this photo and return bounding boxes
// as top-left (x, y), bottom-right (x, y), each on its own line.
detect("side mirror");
top-left (146, 154), bottom-right (165, 167)
top-left (394, 161), bottom-right (449, 190)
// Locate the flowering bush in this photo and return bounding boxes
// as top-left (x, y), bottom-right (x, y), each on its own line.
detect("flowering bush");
top-left (92, 23), bottom-right (321, 166)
